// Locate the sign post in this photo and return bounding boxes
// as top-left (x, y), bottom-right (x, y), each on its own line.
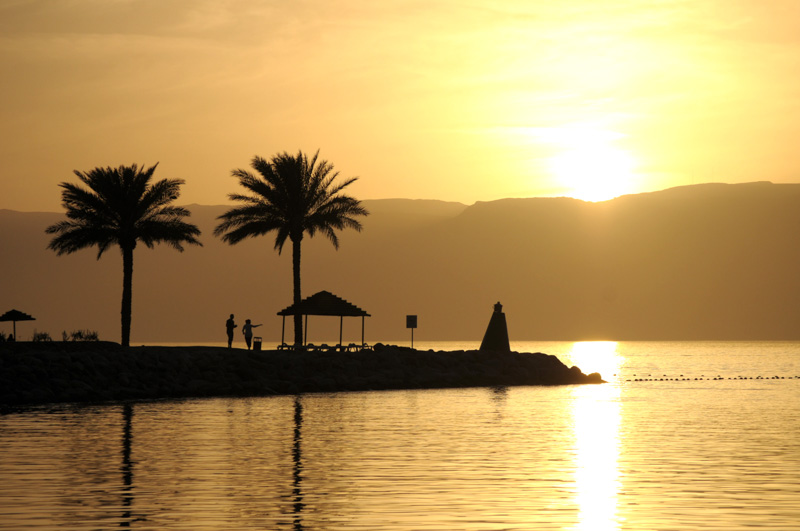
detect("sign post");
top-left (406, 315), bottom-right (417, 349)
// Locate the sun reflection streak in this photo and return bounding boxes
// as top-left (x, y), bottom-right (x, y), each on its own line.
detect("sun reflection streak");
top-left (566, 341), bottom-right (623, 382)
top-left (569, 342), bottom-right (622, 531)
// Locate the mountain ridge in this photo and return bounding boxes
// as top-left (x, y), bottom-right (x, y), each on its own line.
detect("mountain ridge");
top-left (2, 182), bottom-right (799, 343)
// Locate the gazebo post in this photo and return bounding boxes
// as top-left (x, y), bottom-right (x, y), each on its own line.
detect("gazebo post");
top-left (361, 316), bottom-right (365, 347)
top-left (304, 314), bottom-right (308, 346)
top-left (281, 316), bottom-right (285, 346)
top-left (339, 316), bottom-right (343, 347)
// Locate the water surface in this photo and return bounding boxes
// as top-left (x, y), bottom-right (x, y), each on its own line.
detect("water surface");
top-left (1, 341), bottom-right (799, 530)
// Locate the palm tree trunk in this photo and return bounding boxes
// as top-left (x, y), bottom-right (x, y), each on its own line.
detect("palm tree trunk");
top-left (121, 245), bottom-right (134, 347)
top-left (292, 236), bottom-right (303, 346)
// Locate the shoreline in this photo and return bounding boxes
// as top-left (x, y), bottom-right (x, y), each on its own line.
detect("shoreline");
top-left (0, 342), bottom-right (603, 408)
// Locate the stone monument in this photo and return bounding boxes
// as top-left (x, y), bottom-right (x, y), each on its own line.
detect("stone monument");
top-left (479, 301), bottom-right (510, 352)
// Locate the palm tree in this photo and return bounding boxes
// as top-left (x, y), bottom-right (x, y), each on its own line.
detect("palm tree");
top-left (46, 163), bottom-right (201, 347)
top-left (214, 150), bottom-right (368, 346)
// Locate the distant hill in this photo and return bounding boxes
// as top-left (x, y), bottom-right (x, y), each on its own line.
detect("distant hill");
top-left (2, 182), bottom-right (799, 343)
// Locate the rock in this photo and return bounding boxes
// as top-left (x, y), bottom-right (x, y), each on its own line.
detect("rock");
top-left (0, 342), bottom-right (603, 407)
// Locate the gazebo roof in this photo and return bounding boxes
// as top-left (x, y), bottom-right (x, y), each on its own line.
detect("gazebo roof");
top-left (0, 309), bottom-right (35, 322)
top-left (277, 291), bottom-right (370, 317)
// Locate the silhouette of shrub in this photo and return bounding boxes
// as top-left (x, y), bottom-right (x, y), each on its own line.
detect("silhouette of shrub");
top-left (32, 330), bottom-right (52, 342)
top-left (61, 329), bottom-right (100, 342)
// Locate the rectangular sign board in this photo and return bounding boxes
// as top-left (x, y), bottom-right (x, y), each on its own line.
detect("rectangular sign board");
top-left (406, 315), bottom-right (417, 329)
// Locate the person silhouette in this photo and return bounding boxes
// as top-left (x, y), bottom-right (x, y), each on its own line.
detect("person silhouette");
top-left (242, 319), bottom-right (262, 350)
top-left (226, 314), bottom-right (237, 348)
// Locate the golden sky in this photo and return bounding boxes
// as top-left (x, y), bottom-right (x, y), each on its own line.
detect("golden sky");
top-left (2, 0), bottom-right (800, 210)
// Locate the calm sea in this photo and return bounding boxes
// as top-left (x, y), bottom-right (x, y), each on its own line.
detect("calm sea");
top-left (1, 341), bottom-right (799, 530)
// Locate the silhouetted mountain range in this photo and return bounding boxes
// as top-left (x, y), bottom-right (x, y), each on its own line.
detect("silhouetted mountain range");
top-left (3, 182), bottom-right (799, 343)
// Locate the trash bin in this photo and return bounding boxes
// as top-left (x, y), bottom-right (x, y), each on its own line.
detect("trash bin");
top-left (253, 337), bottom-right (262, 351)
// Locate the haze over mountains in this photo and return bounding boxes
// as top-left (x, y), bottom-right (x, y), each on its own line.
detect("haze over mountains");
top-left (2, 182), bottom-right (799, 344)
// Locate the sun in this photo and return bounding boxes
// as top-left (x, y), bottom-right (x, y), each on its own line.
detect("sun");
top-left (549, 142), bottom-right (637, 202)
top-left (532, 124), bottom-right (638, 202)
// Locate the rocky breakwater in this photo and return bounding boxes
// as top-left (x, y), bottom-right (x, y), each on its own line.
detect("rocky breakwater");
top-left (1, 341), bottom-right (603, 407)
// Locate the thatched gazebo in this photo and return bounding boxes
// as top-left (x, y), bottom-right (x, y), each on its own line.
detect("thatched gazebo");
top-left (277, 291), bottom-right (370, 349)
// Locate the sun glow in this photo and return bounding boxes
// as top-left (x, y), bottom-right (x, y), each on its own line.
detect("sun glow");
top-left (550, 144), bottom-right (636, 202)
top-left (539, 125), bottom-right (639, 202)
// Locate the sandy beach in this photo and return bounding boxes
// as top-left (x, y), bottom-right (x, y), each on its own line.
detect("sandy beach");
top-left (0, 341), bottom-right (603, 407)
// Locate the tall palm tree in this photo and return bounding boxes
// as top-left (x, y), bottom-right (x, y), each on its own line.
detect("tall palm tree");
top-left (46, 163), bottom-right (201, 347)
top-left (214, 150), bottom-right (368, 346)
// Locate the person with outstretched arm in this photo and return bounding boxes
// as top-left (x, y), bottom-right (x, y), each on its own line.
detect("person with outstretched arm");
top-left (241, 319), bottom-right (262, 350)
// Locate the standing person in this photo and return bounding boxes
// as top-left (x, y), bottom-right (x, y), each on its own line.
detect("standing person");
top-left (226, 314), bottom-right (237, 348)
top-left (241, 319), bottom-right (262, 350)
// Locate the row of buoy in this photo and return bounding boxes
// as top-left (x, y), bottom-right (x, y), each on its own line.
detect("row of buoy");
top-left (622, 374), bottom-right (800, 382)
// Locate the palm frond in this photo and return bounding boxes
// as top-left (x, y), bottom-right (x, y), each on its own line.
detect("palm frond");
top-left (47, 163), bottom-right (201, 257)
top-left (216, 150), bottom-right (368, 255)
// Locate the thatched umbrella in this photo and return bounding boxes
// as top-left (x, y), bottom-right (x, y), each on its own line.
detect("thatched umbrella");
top-left (0, 309), bottom-right (36, 340)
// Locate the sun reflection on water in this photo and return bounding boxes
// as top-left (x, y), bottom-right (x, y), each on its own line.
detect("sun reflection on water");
top-left (566, 341), bottom-right (624, 382)
top-left (569, 341), bottom-right (622, 531)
